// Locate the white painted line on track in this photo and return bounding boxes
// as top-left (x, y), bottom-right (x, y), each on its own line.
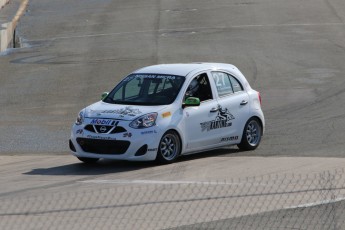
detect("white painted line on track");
top-left (286, 197), bottom-right (345, 209)
top-left (79, 179), bottom-right (267, 186)
top-left (27, 22), bottom-right (345, 42)
top-left (80, 180), bottom-right (345, 211)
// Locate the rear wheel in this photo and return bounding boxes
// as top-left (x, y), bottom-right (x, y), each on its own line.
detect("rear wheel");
top-left (156, 131), bottom-right (181, 164)
top-left (77, 157), bottom-right (99, 164)
top-left (238, 118), bottom-right (262, 151)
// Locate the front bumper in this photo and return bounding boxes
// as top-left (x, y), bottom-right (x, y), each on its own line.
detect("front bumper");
top-left (70, 121), bottom-right (162, 161)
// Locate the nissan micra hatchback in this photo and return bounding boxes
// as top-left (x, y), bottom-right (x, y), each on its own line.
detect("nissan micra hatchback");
top-left (70, 63), bottom-right (265, 163)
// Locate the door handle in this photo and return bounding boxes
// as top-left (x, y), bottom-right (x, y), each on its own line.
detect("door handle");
top-left (210, 107), bottom-right (219, 112)
top-left (210, 104), bottom-right (221, 112)
top-left (240, 100), bottom-right (248, 105)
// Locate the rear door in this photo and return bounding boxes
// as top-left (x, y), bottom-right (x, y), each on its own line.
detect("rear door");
top-left (210, 71), bottom-right (250, 144)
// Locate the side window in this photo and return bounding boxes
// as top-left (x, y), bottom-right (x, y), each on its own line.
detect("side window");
top-left (229, 75), bottom-right (243, 93)
top-left (211, 72), bottom-right (233, 96)
top-left (185, 73), bottom-right (213, 102)
top-left (212, 72), bottom-right (244, 96)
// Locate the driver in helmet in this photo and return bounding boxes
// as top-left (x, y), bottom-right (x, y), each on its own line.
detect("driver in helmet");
top-left (185, 79), bottom-right (200, 99)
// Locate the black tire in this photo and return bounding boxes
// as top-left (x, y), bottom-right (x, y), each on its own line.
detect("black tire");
top-left (156, 130), bottom-right (181, 164)
top-left (238, 118), bottom-right (262, 151)
top-left (77, 157), bottom-right (99, 164)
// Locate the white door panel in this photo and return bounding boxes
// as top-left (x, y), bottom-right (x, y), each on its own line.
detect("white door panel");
top-left (210, 71), bottom-right (250, 145)
top-left (184, 100), bottom-right (221, 150)
top-left (216, 92), bottom-right (250, 144)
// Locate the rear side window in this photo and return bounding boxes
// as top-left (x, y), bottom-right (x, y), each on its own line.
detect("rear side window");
top-left (212, 72), bottom-right (243, 96)
top-left (211, 72), bottom-right (233, 96)
top-left (229, 75), bottom-right (243, 92)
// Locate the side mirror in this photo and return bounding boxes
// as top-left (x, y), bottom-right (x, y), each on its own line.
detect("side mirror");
top-left (183, 97), bottom-right (200, 108)
top-left (101, 92), bottom-right (109, 100)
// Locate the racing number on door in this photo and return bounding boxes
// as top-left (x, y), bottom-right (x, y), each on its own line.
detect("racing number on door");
top-left (214, 73), bottom-right (226, 89)
top-left (212, 72), bottom-right (233, 97)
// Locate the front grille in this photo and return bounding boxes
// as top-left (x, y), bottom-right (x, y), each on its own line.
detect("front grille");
top-left (84, 125), bottom-right (95, 132)
top-left (110, 126), bottom-right (127, 134)
top-left (84, 125), bottom-right (127, 134)
top-left (76, 138), bottom-right (130, 154)
top-left (94, 125), bottom-right (113, 133)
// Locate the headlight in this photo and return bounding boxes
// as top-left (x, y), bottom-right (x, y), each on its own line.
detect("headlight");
top-left (75, 110), bottom-right (84, 125)
top-left (129, 113), bottom-right (157, 129)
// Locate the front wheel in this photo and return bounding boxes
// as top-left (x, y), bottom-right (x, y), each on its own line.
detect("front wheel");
top-left (77, 157), bottom-right (99, 164)
top-left (156, 131), bottom-right (181, 164)
top-left (238, 118), bottom-right (262, 151)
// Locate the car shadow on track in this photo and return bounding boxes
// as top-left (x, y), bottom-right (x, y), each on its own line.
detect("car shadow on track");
top-left (24, 160), bottom-right (155, 176)
top-left (178, 147), bottom-right (241, 162)
top-left (24, 148), bottom-right (241, 176)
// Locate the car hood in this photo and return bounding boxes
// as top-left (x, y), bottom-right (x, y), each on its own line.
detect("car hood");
top-left (84, 101), bottom-right (168, 121)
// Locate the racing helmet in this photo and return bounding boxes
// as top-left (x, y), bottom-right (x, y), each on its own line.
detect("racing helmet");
top-left (186, 79), bottom-right (199, 97)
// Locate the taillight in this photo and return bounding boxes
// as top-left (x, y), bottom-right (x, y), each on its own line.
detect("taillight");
top-left (258, 92), bottom-right (262, 106)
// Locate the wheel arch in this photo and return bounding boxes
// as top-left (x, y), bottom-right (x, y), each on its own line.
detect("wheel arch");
top-left (162, 128), bottom-right (184, 155)
top-left (240, 116), bottom-right (264, 139)
top-left (237, 116), bottom-right (263, 151)
top-left (251, 116), bottom-right (264, 136)
top-left (155, 128), bottom-right (183, 163)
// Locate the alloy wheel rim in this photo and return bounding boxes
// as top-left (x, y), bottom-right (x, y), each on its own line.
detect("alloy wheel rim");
top-left (246, 120), bottom-right (261, 146)
top-left (160, 134), bottom-right (179, 161)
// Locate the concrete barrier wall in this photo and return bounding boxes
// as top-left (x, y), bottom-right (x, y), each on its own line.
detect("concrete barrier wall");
top-left (1, 22), bottom-right (13, 51)
top-left (0, 0), bottom-right (10, 9)
top-left (0, 0), bottom-right (29, 52)
top-left (0, 0), bottom-right (13, 52)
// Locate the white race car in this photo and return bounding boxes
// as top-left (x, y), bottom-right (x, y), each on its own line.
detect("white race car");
top-left (69, 63), bottom-right (265, 163)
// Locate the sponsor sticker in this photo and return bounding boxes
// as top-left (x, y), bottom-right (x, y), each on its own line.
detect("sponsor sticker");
top-left (124, 74), bottom-right (177, 82)
top-left (141, 130), bottom-right (157, 135)
top-left (148, 148), bottom-right (158, 152)
top-left (162, 111), bottom-right (171, 118)
top-left (87, 135), bottom-right (116, 140)
top-left (90, 119), bottom-right (116, 126)
top-left (123, 132), bottom-right (132, 138)
top-left (76, 129), bottom-right (83, 135)
top-left (200, 108), bottom-right (235, 132)
top-left (101, 106), bottom-right (142, 117)
top-left (221, 136), bottom-right (238, 142)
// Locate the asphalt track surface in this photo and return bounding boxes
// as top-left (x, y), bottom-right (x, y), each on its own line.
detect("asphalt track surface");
top-left (1, 0), bottom-right (345, 229)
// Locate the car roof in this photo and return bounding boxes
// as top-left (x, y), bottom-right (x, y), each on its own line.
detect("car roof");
top-left (132, 63), bottom-right (239, 77)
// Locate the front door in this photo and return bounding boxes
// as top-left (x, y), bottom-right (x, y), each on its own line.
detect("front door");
top-left (183, 72), bottom-right (225, 150)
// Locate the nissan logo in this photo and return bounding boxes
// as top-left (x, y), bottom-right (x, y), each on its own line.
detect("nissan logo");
top-left (100, 126), bottom-right (107, 133)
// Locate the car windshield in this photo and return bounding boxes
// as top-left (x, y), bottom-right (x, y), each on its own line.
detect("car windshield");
top-left (103, 74), bottom-right (185, 106)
